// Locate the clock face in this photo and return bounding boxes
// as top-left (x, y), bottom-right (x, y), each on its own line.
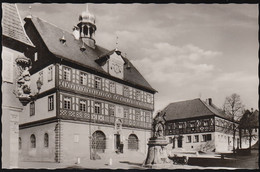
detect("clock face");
top-left (113, 63), bottom-right (121, 74)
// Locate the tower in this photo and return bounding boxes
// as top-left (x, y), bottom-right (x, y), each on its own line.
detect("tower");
top-left (76, 5), bottom-right (96, 49)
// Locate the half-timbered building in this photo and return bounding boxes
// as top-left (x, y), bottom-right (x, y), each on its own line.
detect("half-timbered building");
top-left (18, 7), bottom-right (156, 163)
top-left (162, 98), bottom-right (239, 153)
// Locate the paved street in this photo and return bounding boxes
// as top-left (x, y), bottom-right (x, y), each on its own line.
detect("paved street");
top-left (18, 150), bottom-right (255, 169)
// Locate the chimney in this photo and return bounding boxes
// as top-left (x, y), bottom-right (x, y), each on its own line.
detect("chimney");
top-left (208, 98), bottom-right (212, 106)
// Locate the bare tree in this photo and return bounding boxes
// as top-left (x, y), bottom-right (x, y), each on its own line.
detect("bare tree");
top-left (223, 93), bottom-right (245, 154)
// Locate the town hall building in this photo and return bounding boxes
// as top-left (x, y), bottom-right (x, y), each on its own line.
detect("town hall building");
top-left (18, 6), bottom-right (156, 163)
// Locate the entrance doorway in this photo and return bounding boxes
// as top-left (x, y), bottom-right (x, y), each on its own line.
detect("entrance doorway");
top-left (92, 131), bottom-right (106, 153)
top-left (114, 134), bottom-right (120, 151)
top-left (177, 136), bottom-right (183, 148)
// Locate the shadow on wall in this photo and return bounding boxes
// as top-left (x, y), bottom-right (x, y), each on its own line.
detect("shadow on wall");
top-left (199, 141), bottom-right (215, 152)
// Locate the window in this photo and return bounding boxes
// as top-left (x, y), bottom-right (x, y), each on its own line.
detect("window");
top-left (44, 133), bottom-right (49, 147)
top-left (187, 136), bottom-right (191, 143)
top-left (74, 134), bottom-right (79, 143)
top-left (80, 72), bottom-right (88, 85)
top-left (80, 100), bottom-right (87, 112)
top-left (30, 134), bottom-right (36, 148)
top-left (136, 91), bottom-right (141, 101)
top-left (145, 113), bottom-right (150, 123)
top-left (190, 121), bottom-right (195, 128)
top-left (202, 135), bottom-right (206, 142)
top-left (48, 66), bottom-right (53, 82)
top-left (64, 97), bottom-right (72, 109)
top-left (123, 87), bottom-right (130, 97)
top-left (202, 134), bottom-right (211, 142)
top-left (203, 120), bottom-right (209, 126)
top-left (63, 67), bottom-right (71, 81)
top-left (109, 105), bottom-right (115, 116)
top-left (34, 52), bottom-right (38, 61)
top-left (19, 137), bottom-right (22, 150)
top-left (194, 135), bottom-right (199, 142)
top-left (109, 82), bottom-right (116, 93)
top-left (124, 108), bottom-right (129, 118)
top-left (207, 134), bottom-right (212, 141)
top-left (95, 77), bottom-right (102, 89)
top-left (136, 111), bottom-right (140, 121)
top-left (178, 123), bottom-right (183, 129)
top-left (30, 102), bottom-right (35, 116)
top-left (147, 94), bottom-right (152, 103)
top-left (48, 95), bottom-right (54, 111)
top-left (95, 102), bottom-right (101, 114)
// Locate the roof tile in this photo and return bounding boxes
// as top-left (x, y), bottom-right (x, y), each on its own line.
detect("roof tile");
top-left (2, 3), bottom-right (33, 46)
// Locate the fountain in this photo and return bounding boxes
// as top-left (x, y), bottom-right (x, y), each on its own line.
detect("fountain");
top-left (143, 111), bottom-right (172, 168)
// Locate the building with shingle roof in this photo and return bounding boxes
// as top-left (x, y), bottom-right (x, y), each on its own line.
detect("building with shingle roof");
top-left (2, 3), bottom-right (34, 168)
top-left (162, 98), bottom-right (240, 153)
top-left (18, 5), bottom-right (155, 164)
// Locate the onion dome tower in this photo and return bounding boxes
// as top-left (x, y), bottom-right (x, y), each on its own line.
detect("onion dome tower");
top-left (77, 5), bottom-right (96, 49)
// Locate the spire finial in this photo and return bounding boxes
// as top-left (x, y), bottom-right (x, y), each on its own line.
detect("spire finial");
top-left (116, 35), bottom-right (119, 49)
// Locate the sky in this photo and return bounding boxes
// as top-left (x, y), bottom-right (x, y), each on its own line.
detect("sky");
top-left (17, 3), bottom-right (258, 114)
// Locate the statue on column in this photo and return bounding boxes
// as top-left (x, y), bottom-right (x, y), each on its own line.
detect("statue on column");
top-left (143, 111), bottom-right (171, 168)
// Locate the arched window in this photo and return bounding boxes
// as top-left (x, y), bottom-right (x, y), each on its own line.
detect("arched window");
top-left (92, 130), bottom-right (106, 153)
top-left (128, 134), bottom-right (139, 150)
top-left (83, 25), bottom-right (88, 36)
top-left (19, 137), bottom-right (22, 150)
top-left (30, 134), bottom-right (36, 148)
top-left (44, 133), bottom-right (49, 147)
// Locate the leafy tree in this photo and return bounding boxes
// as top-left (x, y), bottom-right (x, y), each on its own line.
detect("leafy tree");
top-left (223, 93), bottom-right (245, 153)
top-left (239, 109), bottom-right (259, 152)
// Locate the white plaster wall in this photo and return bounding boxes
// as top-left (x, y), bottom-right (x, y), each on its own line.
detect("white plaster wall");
top-left (19, 93), bottom-right (56, 124)
top-left (19, 122), bottom-right (56, 162)
top-left (30, 64), bottom-right (55, 94)
top-left (60, 120), bottom-right (151, 164)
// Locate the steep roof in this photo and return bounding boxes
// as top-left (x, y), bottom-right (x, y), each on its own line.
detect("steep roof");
top-left (162, 98), bottom-right (231, 121)
top-left (25, 16), bottom-right (156, 93)
top-left (2, 3), bottom-right (33, 46)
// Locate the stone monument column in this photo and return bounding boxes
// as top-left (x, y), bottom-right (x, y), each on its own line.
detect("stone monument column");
top-left (143, 111), bottom-right (172, 168)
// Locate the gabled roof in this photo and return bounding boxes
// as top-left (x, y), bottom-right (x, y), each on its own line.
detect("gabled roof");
top-left (2, 3), bottom-right (33, 46)
top-left (25, 16), bottom-right (156, 93)
top-left (162, 98), bottom-right (232, 121)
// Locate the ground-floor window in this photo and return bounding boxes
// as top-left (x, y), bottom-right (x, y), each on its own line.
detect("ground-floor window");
top-left (92, 131), bottom-right (106, 153)
top-left (19, 137), bottom-right (22, 150)
top-left (128, 134), bottom-right (139, 150)
top-left (202, 134), bottom-right (212, 142)
top-left (30, 134), bottom-right (36, 148)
